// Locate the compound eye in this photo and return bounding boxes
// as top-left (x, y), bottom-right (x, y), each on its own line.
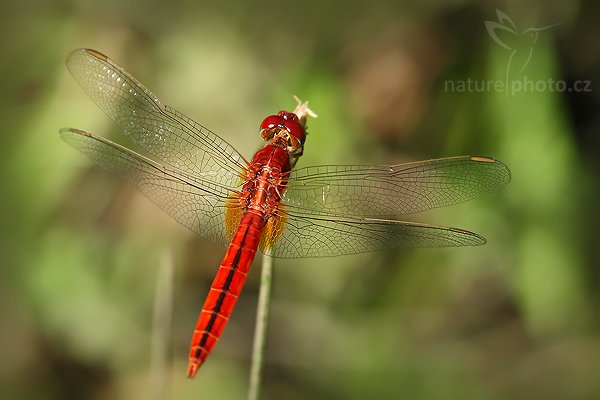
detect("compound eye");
top-left (284, 119), bottom-right (305, 147)
top-left (286, 112), bottom-right (299, 122)
top-left (278, 110), bottom-right (299, 121)
top-left (260, 115), bottom-right (285, 131)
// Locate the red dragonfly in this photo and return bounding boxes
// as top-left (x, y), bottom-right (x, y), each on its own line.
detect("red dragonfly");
top-left (61, 49), bottom-right (510, 378)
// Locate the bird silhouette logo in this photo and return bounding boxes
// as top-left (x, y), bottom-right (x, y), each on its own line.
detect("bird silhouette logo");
top-left (485, 9), bottom-right (559, 87)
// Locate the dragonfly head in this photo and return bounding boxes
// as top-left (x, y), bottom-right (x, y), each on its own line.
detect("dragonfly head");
top-left (259, 110), bottom-right (306, 156)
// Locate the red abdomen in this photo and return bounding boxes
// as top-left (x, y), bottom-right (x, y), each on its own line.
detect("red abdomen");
top-left (187, 211), bottom-right (265, 377)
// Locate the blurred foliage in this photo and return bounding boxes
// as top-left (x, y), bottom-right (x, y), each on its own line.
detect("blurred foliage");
top-left (1, 0), bottom-right (600, 399)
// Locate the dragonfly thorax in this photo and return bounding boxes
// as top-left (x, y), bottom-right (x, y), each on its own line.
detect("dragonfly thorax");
top-left (240, 145), bottom-right (290, 216)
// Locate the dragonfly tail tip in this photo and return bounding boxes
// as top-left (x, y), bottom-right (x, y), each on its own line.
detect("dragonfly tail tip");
top-left (187, 362), bottom-right (200, 379)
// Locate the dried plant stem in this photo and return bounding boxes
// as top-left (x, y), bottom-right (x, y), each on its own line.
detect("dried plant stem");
top-left (247, 255), bottom-right (274, 400)
top-left (151, 249), bottom-right (175, 400)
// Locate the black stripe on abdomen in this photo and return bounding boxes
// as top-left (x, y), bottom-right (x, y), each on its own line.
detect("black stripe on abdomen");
top-left (195, 224), bottom-right (248, 356)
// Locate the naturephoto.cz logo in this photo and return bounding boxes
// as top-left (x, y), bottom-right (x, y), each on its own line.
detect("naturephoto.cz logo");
top-left (444, 9), bottom-right (592, 95)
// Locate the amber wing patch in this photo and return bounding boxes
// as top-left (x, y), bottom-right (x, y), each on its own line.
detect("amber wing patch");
top-left (224, 194), bottom-right (243, 242)
top-left (259, 213), bottom-right (287, 255)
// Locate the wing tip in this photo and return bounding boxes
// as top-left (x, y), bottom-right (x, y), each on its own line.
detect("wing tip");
top-left (470, 155), bottom-right (496, 163)
top-left (450, 227), bottom-right (487, 246)
top-left (84, 48), bottom-right (109, 61)
top-left (59, 127), bottom-right (92, 138)
top-left (470, 155), bottom-right (512, 187)
top-left (69, 48), bottom-right (109, 61)
top-left (66, 49), bottom-right (109, 72)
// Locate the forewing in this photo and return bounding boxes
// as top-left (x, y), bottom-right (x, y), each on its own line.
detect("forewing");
top-left (282, 156), bottom-right (510, 218)
top-left (65, 48), bottom-right (246, 189)
top-left (60, 128), bottom-right (238, 248)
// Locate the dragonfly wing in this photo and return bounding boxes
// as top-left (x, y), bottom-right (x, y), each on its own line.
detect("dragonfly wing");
top-left (66, 48), bottom-right (246, 188)
top-left (61, 128), bottom-right (238, 248)
top-left (262, 210), bottom-right (486, 259)
top-left (282, 156), bottom-right (510, 218)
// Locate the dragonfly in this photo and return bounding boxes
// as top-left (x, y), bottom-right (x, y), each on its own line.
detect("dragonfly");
top-left (60, 48), bottom-right (510, 378)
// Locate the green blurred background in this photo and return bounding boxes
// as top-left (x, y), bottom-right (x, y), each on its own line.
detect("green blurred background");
top-left (1, 0), bottom-right (599, 399)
